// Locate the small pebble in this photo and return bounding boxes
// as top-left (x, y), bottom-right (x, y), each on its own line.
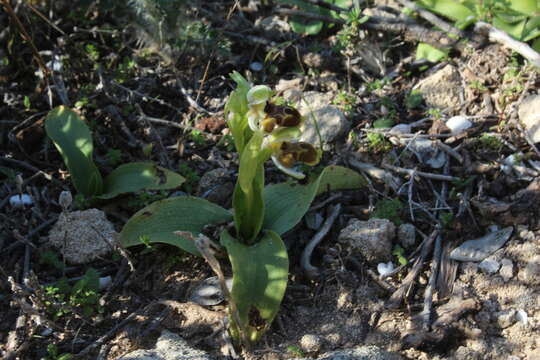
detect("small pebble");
top-left (496, 309), bottom-right (516, 329)
top-left (478, 258), bottom-right (500, 274)
top-left (445, 115), bottom-right (472, 135)
top-left (377, 262), bottom-right (395, 277)
top-left (499, 258), bottom-right (514, 282)
top-left (249, 62), bottom-right (264, 72)
top-left (516, 309), bottom-right (528, 326)
top-left (9, 194), bottom-right (33, 208)
top-left (299, 334), bottom-right (323, 353)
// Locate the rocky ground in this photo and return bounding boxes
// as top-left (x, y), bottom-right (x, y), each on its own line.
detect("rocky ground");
top-left (2, 1), bottom-right (540, 359)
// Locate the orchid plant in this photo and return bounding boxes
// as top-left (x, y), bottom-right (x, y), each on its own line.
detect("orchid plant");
top-left (119, 72), bottom-right (366, 345)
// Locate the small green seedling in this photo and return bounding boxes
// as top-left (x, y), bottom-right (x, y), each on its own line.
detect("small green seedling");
top-left (392, 245), bottom-right (408, 265)
top-left (372, 198), bottom-right (404, 225)
top-left (46, 344), bottom-right (72, 360)
top-left (118, 72), bottom-right (367, 346)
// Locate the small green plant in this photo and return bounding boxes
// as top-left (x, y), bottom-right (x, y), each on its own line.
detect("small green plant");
top-left (392, 245), bottom-right (408, 265)
top-left (85, 43), bottom-right (100, 62)
top-left (405, 90), bottom-right (424, 109)
top-left (45, 344), bottom-right (72, 360)
top-left (275, 0), bottom-right (352, 35)
top-left (178, 163), bottom-right (200, 194)
top-left (469, 79), bottom-right (488, 92)
top-left (478, 134), bottom-right (504, 151)
top-left (190, 129), bottom-right (206, 145)
top-left (372, 198), bottom-right (404, 225)
top-left (39, 250), bottom-right (64, 271)
top-left (366, 78), bottom-right (390, 93)
top-left (439, 212), bottom-right (454, 229)
top-left (333, 90), bottom-right (356, 112)
top-left (44, 268), bottom-right (101, 319)
top-left (367, 133), bottom-right (392, 152)
top-left (44, 107), bottom-right (185, 199)
top-left (287, 345), bottom-right (305, 357)
top-left (23, 95), bottom-right (31, 110)
top-left (118, 72), bottom-right (367, 346)
top-left (105, 148), bottom-right (123, 167)
top-left (427, 108), bottom-right (442, 120)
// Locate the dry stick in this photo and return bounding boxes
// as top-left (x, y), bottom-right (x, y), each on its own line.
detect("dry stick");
top-left (386, 229), bottom-right (438, 309)
top-left (309, 193), bottom-right (341, 212)
top-left (382, 163), bottom-right (459, 182)
top-left (1, 0), bottom-right (50, 83)
top-left (134, 104), bottom-right (210, 135)
top-left (103, 105), bottom-right (144, 149)
top-left (348, 156), bottom-right (402, 191)
top-left (420, 234), bottom-right (442, 330)
top-left (475, 21), bottom-right (540, 68)
top-left (396, 0), bottom-right (464, 38)
top-left (436, 141), bottom-right (463, 164)
top-left (301, 0), bottom-right (349, 13)
top-left (301, 204), bottom-right (341, 279)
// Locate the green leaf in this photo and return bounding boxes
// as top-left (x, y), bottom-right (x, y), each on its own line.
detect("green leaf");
top-left (290, 18), bottom-right (324, 35)
top-left (417, 0), bottom-right (474, 22)
top-left (493, 15), bottom-right (526, 39)
top-left (263, 165), bottom-right (366, 235)
top-left (221, 229), bottom-right (288, 342)
top-left (119, 197), bottom-right (232, 255)
top-left (415, 43), bottom-right (448, 62)
top-left (45, 106), bottom-right (103, 197)
top-left (507, 0), bottom-right (537, 15)
top-left (99, 162), bottom-right (185, 199)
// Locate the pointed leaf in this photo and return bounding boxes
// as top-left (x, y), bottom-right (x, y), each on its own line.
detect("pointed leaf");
top-left (45, 106), bottom-right (103, 196)
top-left (99, 162), bottom-right (185, 199)
top-left (119, 197), bottom-right (232, 255)
top-left (263, 165), bottom-right (366, 235)
top-left (221, 230), bottom-right (288, 342)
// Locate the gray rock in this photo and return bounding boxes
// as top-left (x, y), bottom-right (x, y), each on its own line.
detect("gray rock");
top-left (48, 209), bottom-right (117, 264)
top-left (496, 309), bottom-right (516, 329)
top-left (499, 258), bottom-right (514, 282)
top-left (518, 255), bottom-right (540, 285)
top-left (292, 345), bottom-right (401, 360)
top-left (338, 218), bottom-right (395, 263)
top-left (478, 258), bottom-right (500, 274)
top-left (415, 64), bottom-right (462, 110)
top-left (118, 330), bottom-right (212, 360)
top-left (518, 95), bottom-right (540, 143)
top-left (300, 334), bottom-right (323, 353)
top-left (397, 223), bottom-right (416, 248)
top-left (285, 91), bottom-right (350, 149)
top-left (449, 227), bottom-right (513, 262)
top-left (409, 138), bottom-right (447, 169)
top-left (187, 276), bottom-right (233, 306)
top-left (197, 168), bottom-right (233, 206)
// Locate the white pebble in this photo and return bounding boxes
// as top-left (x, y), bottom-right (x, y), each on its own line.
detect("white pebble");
top-left (377, 262), bottom-right (395, 277)
top-left (445, 115), bottom-right (472, 135)
top-left (516, 309), bottom-right (528, 326)
top-left (9, 194), bottom-right (33, 207)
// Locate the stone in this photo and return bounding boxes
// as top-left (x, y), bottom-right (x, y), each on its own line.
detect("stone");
top-left (48, 209), bottom-right (117, 264)
top-left (284, 91), bottom-right (350, 150)
top-left (496, 309), bottom-right (516, 329)
top-left (292, 345), bottom-right (401, 360)
top-left (300, 334), bottom-right (323, 353)
top-left (377, 262), bottom-right (395, 277)
top-left (118, 330), bottom-right (212, 360)
top-left (415, 64), bottom-right (462, 110)
top-left (499, 258), bottom-right (514, 282)
top-left (518, 95), bottom-right (540, 143)
top-left (517, 255), bottom-right (540, 285)
top-left (445, 115), bottom-right (472, 135)
top-left (478, 258), bottom-right (500, 274)
top-left (338, 218), bottom-right (395, 263)
top-left (197, 168), bottom-right (233, 207)
top-left (397, 223), bottom-right (416, 248)
top-left (516, 309), bottom-right (528, 326)
top-left (409, 138), bottom-right (447, 169)
top-left (449, 227), bottom-right (513, 262)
